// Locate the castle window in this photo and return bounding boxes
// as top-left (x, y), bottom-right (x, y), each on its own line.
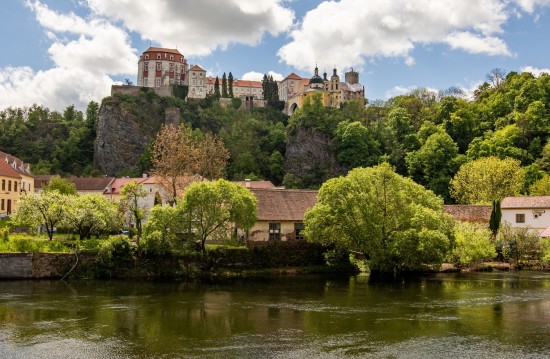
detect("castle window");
top-left (200, 73), bottom-right (203, 77)
top-left (169, 79), bottom-right (174, 85)
top-left (169, 63), bottom-right (174, 72)
top-left (192, 79), bottom-right (196, 85)
top-left (144, 54), bottom-right (149, 60)
top-left (144, 78), bottom-right (148, 87)
top-left (170, 55), bottom-right (174, 60)
top-left (155, 77), bottom-right (161, 87)
top-left (156, 63), bottom-right (162, 71)
top-left (144, 62), bottom-right (148, 71)
top-left (157, 54), bottom-right (161, 59)
top-left (516, 213), bottom-right (525, 223)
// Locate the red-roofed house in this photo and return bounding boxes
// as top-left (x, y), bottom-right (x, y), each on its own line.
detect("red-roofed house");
top-left (0, 159), bottom-right (22, 217)
top-left (501, 196), bottom-right (550, 235)
top-left (205, 77), bottom-right (264, 100)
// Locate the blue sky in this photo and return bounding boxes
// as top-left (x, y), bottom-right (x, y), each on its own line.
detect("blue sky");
top-left (1, 0), bottom-right (550, 111)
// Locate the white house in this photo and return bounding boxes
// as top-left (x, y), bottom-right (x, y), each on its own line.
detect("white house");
top-left (501, 196), bottom-right (550, 235)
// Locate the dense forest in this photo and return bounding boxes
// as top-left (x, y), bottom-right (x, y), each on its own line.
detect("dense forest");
top-left (1, 70), bottom-right (550, 204)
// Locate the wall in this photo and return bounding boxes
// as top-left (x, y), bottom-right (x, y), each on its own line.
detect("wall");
top-left (111, 85), bottom-right (173, 98)
top-left (501, 207), bottom-right (550, 233)
top-left (0, 253), bottom-right (91, 279)
top-left (249, 221), bottom-right (301, 241)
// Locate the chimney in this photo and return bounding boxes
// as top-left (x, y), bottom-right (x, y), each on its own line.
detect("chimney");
top-left (245, 179), bottom-right (251, 188)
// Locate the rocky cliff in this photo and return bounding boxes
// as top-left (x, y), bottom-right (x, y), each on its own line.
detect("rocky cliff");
top-left (285, 126), bottom-right (340, 188)
top-left (94, 92), bottom-right (180, 176)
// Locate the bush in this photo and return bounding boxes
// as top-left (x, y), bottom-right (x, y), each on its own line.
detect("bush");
top-left (96, 235), bottom-right (133, 273)
top-left (0, 228), bottom-right (9, 242)
top-left (231, 97), bottom-right (242, 110)
top-left (497, 224), bottom-right (543, 263)
top-left (451, 222), bottom-right (496, 266)
top-left (140, 230), bottom-right (173, 256)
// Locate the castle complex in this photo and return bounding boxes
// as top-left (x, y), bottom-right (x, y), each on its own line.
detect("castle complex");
top-left (134, 47), bottom-right (364, 112)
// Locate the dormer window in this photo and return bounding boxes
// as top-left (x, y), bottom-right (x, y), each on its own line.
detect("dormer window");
top-left (144, 54), bottom-right (149, 60)
top-left (170, 55), bottom-right (174, 60)
top-left (157, 54), bottom-right (161, 59)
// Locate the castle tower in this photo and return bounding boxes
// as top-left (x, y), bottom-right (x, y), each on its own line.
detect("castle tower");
top-left (345, 68), bottom-right (359, 85)
top-left (137, 47), bottom-right (188, 88)
top-left (331, 67), bottom-right (340, 91)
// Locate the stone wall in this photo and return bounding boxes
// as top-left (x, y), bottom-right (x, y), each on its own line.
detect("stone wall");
top-left (111, 85), bottom-right (173, 98)
top-left (0, 253), bottom-right (90, 279)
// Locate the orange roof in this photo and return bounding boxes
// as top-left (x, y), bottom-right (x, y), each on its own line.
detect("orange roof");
top-left (69, 176), bottom-right (115, 191)
top-left (190, 65), bottom-right (206, 71)
top-left (502, 196), bottom-right (550, 208)
top-left (205, 77), bottom-right (262, 88)
top-left (250, 189), bottom-right (318, 221)
top-left (0, 160), bottom-right (21, 179)
top-left (283, 73), bottom-right (302, 81)
top-left (144, 47), bottom-right (182, 55)
top-left (107, 178), bottom-right (148, 195)
top-left (0, 151), bottom-right (33, 176)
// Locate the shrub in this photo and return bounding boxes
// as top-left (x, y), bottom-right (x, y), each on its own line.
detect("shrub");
top-left (497, 224), bottom-right (543, 262)
top-left (0, 228), bottom-right (9, 242)
top-left (96, 235), bottom-right (133, 272)
top-left (140, 230), bottom-right (173, 256)
top-left (451, 222), bottom-right (496, 266)
top-left (231, 97), bottom-right (242, 110)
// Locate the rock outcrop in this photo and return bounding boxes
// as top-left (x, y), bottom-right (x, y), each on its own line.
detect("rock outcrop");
top-left (285, 126), bottom-right (340, 188)
top-left (94, 92), bottom-right (180, 176)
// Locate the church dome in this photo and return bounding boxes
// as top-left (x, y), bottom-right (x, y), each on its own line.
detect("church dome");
top-left (308, 65), bottom-right (325, 85)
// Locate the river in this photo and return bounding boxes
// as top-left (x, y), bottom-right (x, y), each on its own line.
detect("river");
top-left (1, 272), bottom-right (550, 358)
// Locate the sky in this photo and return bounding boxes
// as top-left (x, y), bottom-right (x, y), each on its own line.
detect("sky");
top-left (1, 0), bottom-right (550, 111)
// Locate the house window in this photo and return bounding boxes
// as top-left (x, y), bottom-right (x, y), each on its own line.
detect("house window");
top-left (1, 199), bottom-right (4, 210)
top-left (516, 213), bottom-right (525, 223)
top-left (199, 72), bottom-right (203, 77)
top-left (1, 180), bottom-right (4, 191)
top-left (156, 62), bottom-right (162, 71)
top-left (14, 182), bottom-right (17, 192)
top-left (269, 222), bottom-right (281, 241)
top-left (294, 223), bottom-right (305, 240)
top-left (8, 181), bottom-right (11, 192)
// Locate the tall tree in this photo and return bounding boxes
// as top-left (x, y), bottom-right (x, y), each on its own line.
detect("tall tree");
top-left (214, 76), bottom-right (220, 98)
top-left (178, 179), bottom-right (257, 254)
top-left (14, 192), bottom-right (68, 240)
top-left (222, 72), bottom-right (228, 98)
top-left (489, 200), bottom-right (501, 237)
top-left (304, 163), bottom-right (454, 273)
top-left (450, 157), bottom-right (525, 204)
top-left (228, 72), bottom-right (234, 98)
top-left (120, 180), bottom-right (148, 244)
top-left (64, 194), bottom-right (120, 240)
top-left (42, 176), bottom-right (77, 195)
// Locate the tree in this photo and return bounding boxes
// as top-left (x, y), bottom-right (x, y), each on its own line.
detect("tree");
top-left (42, 176), bottom-right (77, 195)
top-left (529, 174), bottom-right (550, 195)
top-left (222, 72), bottom-right (228, 98)
top-left (228, 72), bottom-right (234, 98)
top-left (489, 200), bottom-right (501, 237)
top-left (151, 124), bottom-right (229, 204)
top-left (452, 222), bottom-right (496, 266)
top-left (214, 76), bottom-right (221, 98)
top-left (14, 192), bottom-right (68, 240)
top-left (450, 157), bottom-right (525, 204)
top-left (334, 121), bottom-right (381, 170)
top-left (64, 194), bottom-right (120, 240)
top-left (120, 181), bottom-right (148, 245)
top-left (487, 68), bottom-right (506, 88)
top-left (304, 163), bottom-right (454, 273)
top-left (178, 179), bottom-right (257, 254)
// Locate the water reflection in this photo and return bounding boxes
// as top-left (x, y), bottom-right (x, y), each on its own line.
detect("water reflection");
top-left (0, 273), bottom-right (549, 358)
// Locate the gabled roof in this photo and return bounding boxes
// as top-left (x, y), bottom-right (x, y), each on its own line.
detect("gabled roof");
top-left (0, 151), bottom-right (33, 177)
top-left (283, 73), bottom-right (302, 81)
top-left (232, 180), bottom-right (276, 189)
top-left (69, 177), bottom-right (115, 191)
top-left (501, 196), bottom-right (550, 209)
top-left (0, 160), bottom-right (22, 179)
top-left (144, 47), bottom-right (182, 55)
top-left (443, 205), bottom-right (492, 223)
top-left (107, 177), bottom-right (148, 195)
top-left (190, 65), bottom-right (206, 71)
top-left (250, 189), bottom-right (318, 221)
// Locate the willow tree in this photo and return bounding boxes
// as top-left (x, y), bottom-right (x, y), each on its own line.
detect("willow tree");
top-left (151, 124), bottom-right (229, 204)
top-left (304, 163), bottom-right (454, 273)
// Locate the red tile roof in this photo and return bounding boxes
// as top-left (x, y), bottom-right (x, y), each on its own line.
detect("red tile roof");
top-left (69, 177), bottom-right (115, 191)
top-left (205, 77), bottom-right (262, 88)
top-left (107, 177), bottom-right (148, 195)
top-left (190, 65), bottom-right (206, 71)
top-left (233, 180), bottom-right (276, 189)
top-left (502, 196), bottom-right (550, 208)
top-left (34, 175), bottom-right (52, 189)
top-left (283, 73), bottom-right (302, 81)
top-left (443, 205), bottom-right (492, 223)
top-left (0, 151), bottom-right (33, 176)
top-left (0, 160), bottom-right (22, 179)
top-left (250, 189), bottom-right (318, 221)
top-left (144, 47), bottom-right (182, 55)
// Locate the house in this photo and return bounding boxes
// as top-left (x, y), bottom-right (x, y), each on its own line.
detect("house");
top-left (501, 196), bottom-right (550, 235)
top-left (0, 151), bottom-right (34, 216)
top-left (246, 188), bottom-right (318, 241)
top-left (35, 175), bottom-right (115, 195)
top-left (443, 205), bottom-right (492, 224)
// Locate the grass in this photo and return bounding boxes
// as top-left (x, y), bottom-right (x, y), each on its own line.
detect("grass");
top-left (0, 232), bottom-right (106, 253)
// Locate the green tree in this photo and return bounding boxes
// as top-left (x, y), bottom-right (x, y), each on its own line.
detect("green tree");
top-left (451, 222), bottom-right (496, 266)
top-left (178, 179), bottom-right (257, 254)
top-left (450, 157), bottom-right (525, 204)
top-left (228, 72), bottom-right (234, 98)
top-left (214, 76), bottom-right (221, 98)
top-left (222, 72), bottom-right (228, 98)
top-left (64, 194), bottom-right (120, 240)
top-left (489, 200), bottom-right (501, 237)
top-left (304, 163), bottom-right (454, 273)
top-left (141, 205), bottom-right (179, 255)
top-left (120, 181), bottom-right (148, 245)
top-left (14, 192), bottom-right (68, 240)
top-left (529, 174), bottom-right (550, 195)
top-left (42, 176), bottom-right (77, 195)
top-left (334, 121), bottom-right (381, 170)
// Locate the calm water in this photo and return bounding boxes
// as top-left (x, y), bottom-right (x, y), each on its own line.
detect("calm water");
top-left (1, 273), bottom-right (550, 358)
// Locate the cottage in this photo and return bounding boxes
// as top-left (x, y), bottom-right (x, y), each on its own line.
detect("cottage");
top-left (0, 151), bottom-right (34, 216)
top-left (247, 189), bottom-right (317, 241)
top-left (501, 196), bottom-right (550, 235)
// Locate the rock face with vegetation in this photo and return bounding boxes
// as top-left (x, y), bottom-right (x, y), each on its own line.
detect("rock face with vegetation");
top-left (94, 91), bottom-right (180, 176)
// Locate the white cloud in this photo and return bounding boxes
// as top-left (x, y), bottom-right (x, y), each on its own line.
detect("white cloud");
top-left (277, 0), bottom-right (531, 73)
top-left (0, 1), bottom-right (137, 111)
top-left (511, 0), bottom-right (550, 12)
top-left (521, 66), bottom-right (550, 77)
top-left (241, 71), bottom-right (284, 81)
top-left (385, 85), bottom-right (438, 99)
top-left (86, 0), bottom-right (294, 57)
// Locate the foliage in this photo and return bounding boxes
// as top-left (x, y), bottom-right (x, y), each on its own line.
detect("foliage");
top-left (496, 224), bottom-right (543, 263)
top-left (489, 200), bottom-right (501, 237)
top-left (450, 157), bottom-right (525, 204)
top-left (96, 235), bottom-right (134, 275)
top-left (172, 85), bottom-right (188, 100)
top-left (0, 236), bottom-right (69, 253)
top-left (222, 72), bottom-right (228, 98)
top-left (120, 181), bottom-right (148, 244)
top-left (451, 222), bottom-right (496, 266)
top-left (304, 163), bottom-right (455, 273)
top-left (42, 176), bottom-right (77, 195)
top-left (529, 174), bottom-right (550, 195)
top-left (262, 74), bottom-right (279, 102)
top-left (141, 205), bottom-right (181, 256)
top-left (178, 179), bottom-right (257, 254)
top-left (151, 124), bottom-right (229, 204)
top-left (228, 72), bottom-right (234, 98)
top-left (13, 192), bottom-right (68, 240)
top-left (64, 194), bottom-right (121, 240)
top-left (231, 97), bottom-right (242, 110)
